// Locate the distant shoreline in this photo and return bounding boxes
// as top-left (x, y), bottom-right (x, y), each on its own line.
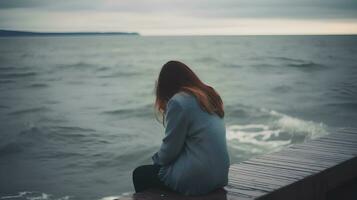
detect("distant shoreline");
top-left (0, 30), bottom-right (355, 37)
top-left (0, 30), bottom-right (140, 37)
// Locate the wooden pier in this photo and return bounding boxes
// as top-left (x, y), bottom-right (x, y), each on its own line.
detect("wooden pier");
top-left (121, 127), bottom-right (357, 200)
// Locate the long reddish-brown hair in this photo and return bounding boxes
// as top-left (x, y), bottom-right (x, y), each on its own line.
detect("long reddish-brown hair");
top-left (155, 60), bottom-right (224, 123)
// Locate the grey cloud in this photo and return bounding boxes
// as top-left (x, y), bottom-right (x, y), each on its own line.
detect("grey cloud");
top-left (185, 0), bottom-right (357, 19)
top-left (0, 0), bottom-right (55, 8)
top-left (0, 0), bottom-right (356, 19)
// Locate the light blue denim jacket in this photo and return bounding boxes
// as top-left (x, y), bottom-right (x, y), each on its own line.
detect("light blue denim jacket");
top-left (152, 92), bottom-right (230, 195)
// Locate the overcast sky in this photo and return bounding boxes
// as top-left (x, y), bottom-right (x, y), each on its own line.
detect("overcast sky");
top-left (0, 0), bottom-right (357, 35)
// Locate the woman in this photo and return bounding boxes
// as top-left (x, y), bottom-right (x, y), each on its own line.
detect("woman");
top-left (132, 60), bottom-right (230, 196)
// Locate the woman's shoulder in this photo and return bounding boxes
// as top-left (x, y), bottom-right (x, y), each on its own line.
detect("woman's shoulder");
top-left (169, 91), bottom-right (196, 108)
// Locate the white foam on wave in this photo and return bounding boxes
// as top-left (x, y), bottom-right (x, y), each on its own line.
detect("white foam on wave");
top-left (1, 190), bottom-right (133, 200)
top-left (27, 193), bottom-right (49, 200)
top-left (0, 191), bottom-right (32, 199)
top-left (99, 196), bottom-right (120, 200)
top-left (227, 124), bottom-right (289, 148)
top-left (269, 110), bottom-right (327, 139)
top-left (99, 192), bottom-right (133, 200)
top-left (226, 109), bottom-right (328, 152)
top-left (0, 192), bottom-right (71, 200)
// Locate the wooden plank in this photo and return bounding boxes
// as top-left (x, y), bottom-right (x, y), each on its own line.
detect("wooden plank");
top-left (231, 165), bottom-right (309, 181)
top-left (303, 141), bottom-right (357, 152)
top-left (230, 166), bottom-right (300, 182)
top-left (317, 137), bottom-right (357, 146)
top-left (312, 135), bottom-right (357, 144)
top-left (229, 173), bottom-right (297, 191)
top-left (253, 156), bottom-right (334, 169)
top-left (336, 129), bottom-right (357, 135)
top-left (224, 185), bottom-right (259, 200)
top-left (229, 172), bottom-right (292, 188)
top-left (236, 160), bottom-right (318, 175)
top-left (231, 163), bottom-right (310, 179)
top-left (290, 144), bottom-right (357, 155)
top-left (290, 146), bottom-right (356, 156)
top-left (309, 139), bottom-right (357, 149)
top-left (324, 133), bottom-right (357, 142)
top-left (326, 133), bottom-right (357, 140)
top-left (261, 154), bottom-right (336, 167)
top-left (241, 160), bottom-right (319, 174)
top-left (225, 185), bottom-right (267, 198)
top-left (274, 149), bottom-right (351, 161)
top-left (278, 151), bottom-right (352, 164)
top-left (246, 158), bottom-right (325, 171)
top-left (311, 136), bottom-right (357, 145)
top-left (229, 176), bottom-right (280, 192)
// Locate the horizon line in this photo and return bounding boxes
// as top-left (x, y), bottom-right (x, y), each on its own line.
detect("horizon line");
top-left (1, 29), bottom-right (357, 37)
top-left (141, 33), bottom-right (357, 37)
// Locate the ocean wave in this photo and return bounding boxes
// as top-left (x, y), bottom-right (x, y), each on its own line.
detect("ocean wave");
top-left (101, 104), bottom-right (153, 118)
top-left (0, 191), bottom-right (71, 200)
top-left (225, 104), bottom-right (271, 123)
top-left (114, 146), bottom-right (157, 164)
top-left (8, 107), bottom-right (51, 116)
top-left (0, 127), bottom-right (49, 156)
top-left (326, 102), bottom-right (357, 109)
top-left (0, 142), bottom-right (24, 156)
top-left (226, 109), bottom-right (328, 154)
top-left (269, 110), bottom-right (327, 139)
top-left (21, 53), bottom-right (33, 58)
top-left (17, 126), bottom-right (45, 139)
top-left (0, 79), bottom-right (15, 84)
top-left (99, 192), bottom-right (133, 200)
top-left (266, 56), bottom-right (325, 69)
top-left (56, 62), bottom-right (96, 70)
top-left (97, 71), bottom-right (140, 78)
top-left (52, 126), bottom-right (96, 133)
top-left (270, 56), bottom-right (307, 63)
top-left (0, 66), bottom-right (29, 71)
top-left (0, 125), bottom-right (100, 157)
top-left (29, 83), bottom-right (49, 88)
top-left (222, 63), bottom-right (243, 68)
top-left (195, 56), bottom-right (220, 64)
top-left (251, 63), bottom-right (276, 68)
top-left (16, 125), bottom-right (97, 140)
top-left (271, 85), bottom-right (292, 93)
top-left (46, 151), bottom-right (84, 159)
top-left (33, 126), bottom-right (99, 144)
top-left (96, 66), bottom-right (111, 72)
top-left (287, 62), bottom-right (324, 69)
top-left (0, 105), bottom-right (10, 109)
top-left (329, 78), bottom-right (357, 100)
top-left (0, 66), bottom-right (15, 71)
top-left (0, 72), bottom-right (37, 79)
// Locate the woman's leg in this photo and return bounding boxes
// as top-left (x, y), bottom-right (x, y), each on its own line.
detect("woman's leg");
top-left (132, 164), bottom-right (168, 193)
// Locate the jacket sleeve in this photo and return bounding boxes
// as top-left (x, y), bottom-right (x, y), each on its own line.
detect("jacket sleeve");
top-left (152, 99), bottom-right (188, 165)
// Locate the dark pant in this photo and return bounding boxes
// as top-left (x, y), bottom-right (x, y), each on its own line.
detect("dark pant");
top-left (132, 164), bottom-right (171, 193)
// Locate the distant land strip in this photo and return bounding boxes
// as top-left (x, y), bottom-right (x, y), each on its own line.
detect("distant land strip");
top-left (0, 30), bottom-right (140, 36)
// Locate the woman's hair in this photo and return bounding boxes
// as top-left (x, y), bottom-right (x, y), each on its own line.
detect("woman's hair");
top-left (155, 60), bottom-right (224, 123)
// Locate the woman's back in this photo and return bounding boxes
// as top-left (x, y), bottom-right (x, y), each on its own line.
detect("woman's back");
top-left (153, 91), bottom-right (230, 195)
top-left (132, 60), bottom-right (229, 196)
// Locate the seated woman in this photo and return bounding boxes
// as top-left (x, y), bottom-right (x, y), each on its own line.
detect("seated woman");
top-left (132, 60), bottom-right (230, 196)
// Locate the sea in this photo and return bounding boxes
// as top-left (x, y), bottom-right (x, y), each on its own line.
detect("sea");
top-left (0, 35), bottom-right (356, 200)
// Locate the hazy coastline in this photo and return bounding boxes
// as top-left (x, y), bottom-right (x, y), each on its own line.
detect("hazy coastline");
top-left (0, 30), bottom-right (140, 37)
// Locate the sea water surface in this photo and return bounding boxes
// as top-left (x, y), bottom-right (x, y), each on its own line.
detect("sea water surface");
top-left (0, 35), bottom-right (357, 200)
